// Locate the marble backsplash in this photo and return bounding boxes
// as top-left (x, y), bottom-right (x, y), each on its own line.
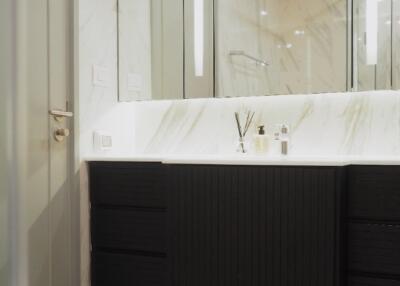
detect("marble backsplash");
top-left (133, 90), bottom-right (400, 157)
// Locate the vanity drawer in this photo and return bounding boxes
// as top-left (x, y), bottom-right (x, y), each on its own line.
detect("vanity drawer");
top-left (89, 162), bottom-right (166, 208)
top-left (91, 207), bottom-right (166, 253)
top-left (92, 251), bottom-right (167, 286)
top-left (348, 222), bottom-right (400, 275)
top-left (348, 166), bottom-right (400, 221)
top-left (349, 276), bottom-right (400, 286)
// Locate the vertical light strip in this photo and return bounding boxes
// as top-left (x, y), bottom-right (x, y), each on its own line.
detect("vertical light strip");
top-left (366, 0), bottom-right (378, 65)
top-left (194, 0), bottom-right (204, 77)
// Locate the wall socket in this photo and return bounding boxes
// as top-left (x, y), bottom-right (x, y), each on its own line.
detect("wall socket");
top-left (93, 131), bottom-right (113, 152)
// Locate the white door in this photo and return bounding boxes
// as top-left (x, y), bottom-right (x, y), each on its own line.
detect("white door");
top-left (14, 0), bottom-right (76, 285)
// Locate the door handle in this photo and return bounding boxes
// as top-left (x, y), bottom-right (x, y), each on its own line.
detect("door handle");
top-left (49, 109), bottom-right (74, 122)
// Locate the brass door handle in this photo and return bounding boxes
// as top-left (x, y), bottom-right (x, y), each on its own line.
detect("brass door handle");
top-left (50, 109), bottom-right (74, 122)
top-left (54, 128), bottom-right (70, 142)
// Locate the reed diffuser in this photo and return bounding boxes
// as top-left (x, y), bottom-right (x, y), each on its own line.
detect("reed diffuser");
top-left (234, 110), bottom-right (255, 153)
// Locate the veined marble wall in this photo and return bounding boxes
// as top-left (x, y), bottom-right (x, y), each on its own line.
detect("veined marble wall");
top-left (216, 0), bottom-right (348, 97)
top-left (79, 0), bottom-right (136, 158)
top-left (134, 90), bottom-right (400, 156)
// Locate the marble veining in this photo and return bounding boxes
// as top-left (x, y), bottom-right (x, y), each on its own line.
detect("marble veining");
top-left (134, 90), bottom-right (400, 156)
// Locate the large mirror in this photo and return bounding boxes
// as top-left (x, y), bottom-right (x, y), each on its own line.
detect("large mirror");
top-left (118, 0), bottom-right (399, 101)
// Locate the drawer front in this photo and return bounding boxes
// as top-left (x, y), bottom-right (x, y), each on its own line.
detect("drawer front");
top-left (89, 162), bottom-right (166, 208)
top-left (91, 208), bottom-right (166, 253)
top-left (348, 166), bottom-right (400, 221)
top-left (92, 251), bottom-right (167, 286)
top-left (348, 223), bottom-right (400, 275)
top-left (349, 276), bottom-right (400, 286)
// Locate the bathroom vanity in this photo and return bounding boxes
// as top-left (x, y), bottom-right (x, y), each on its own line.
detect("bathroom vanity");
top-left (88, 158), bottom-right (400, 286)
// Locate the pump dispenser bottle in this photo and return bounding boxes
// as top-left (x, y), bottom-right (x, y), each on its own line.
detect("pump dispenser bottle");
top-left (253, 125), bottom-right (270, 154)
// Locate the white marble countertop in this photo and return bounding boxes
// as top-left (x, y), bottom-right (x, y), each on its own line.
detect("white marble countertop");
top-left (85, 154), bottom-right (400, 166)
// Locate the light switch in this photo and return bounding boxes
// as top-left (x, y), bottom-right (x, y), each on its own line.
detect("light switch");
top-left (93, 65), bottom-right (110, 87)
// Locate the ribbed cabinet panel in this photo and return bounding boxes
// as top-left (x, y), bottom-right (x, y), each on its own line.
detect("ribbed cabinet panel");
top-left (91, 207), bottom-right (166, 253)
top-left (168, 165), bottom-right (341, 286)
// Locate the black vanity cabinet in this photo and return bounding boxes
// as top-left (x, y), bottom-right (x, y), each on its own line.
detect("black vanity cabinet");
top-left (347, 166), bottom-right (400, 286)
top-left (89, 162), bottom-right (167, 286)
top-left (168, 165), bottom-right (345, 286)
top-left (89, 162), bottom-right (347, 286)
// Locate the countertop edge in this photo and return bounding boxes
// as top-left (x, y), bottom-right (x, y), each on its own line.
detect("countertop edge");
top-left (84, 155), bottom-right (400, 166)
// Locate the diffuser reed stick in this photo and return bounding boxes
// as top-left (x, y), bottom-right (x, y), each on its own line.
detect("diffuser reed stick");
top-left (234, 110), bottom-right (255, 153)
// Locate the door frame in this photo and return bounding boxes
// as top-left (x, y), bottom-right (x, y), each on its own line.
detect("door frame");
top-left (72, 0), bottom-right (80, 284)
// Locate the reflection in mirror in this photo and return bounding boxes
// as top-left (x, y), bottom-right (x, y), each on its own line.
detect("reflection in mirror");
top-left (353, 0), bottom-right (392, 91)
top-left (394, 0), bottom-right (400, 90)
top-left (118, 0), bottom-right (214, 101)
top-left (215, 0), bottom-right (348, 97)
top-left (118, 0), bottom-right (184, 101)
top-left (184, 0), bottom-right (214, 99)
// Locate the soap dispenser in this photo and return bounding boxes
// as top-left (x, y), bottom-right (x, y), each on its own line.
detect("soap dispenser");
top-left (253, 125), bottom-right (270, 154)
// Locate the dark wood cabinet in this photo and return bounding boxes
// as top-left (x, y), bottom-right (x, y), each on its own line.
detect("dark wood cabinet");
top-left (348, 276), bottom-right (400, 286)
top-left (91, 207), bottom-right (166, 253)
top-left (348, 222), bottom-right (400, 276)
top-left (346, 166), bottom-right (400, 285)
top-left (91, 251), bottom-right (167, 286)
top-left (348, 166), bottom-right (400, 221)
top-left (89, 162), bottom-right (167, 286)
top-left (89, 162), bottom-right (400, 286)
top-left (90, 162), bottom-right (166, 208)
top-left (168, 165), bottom-right (344, 286)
